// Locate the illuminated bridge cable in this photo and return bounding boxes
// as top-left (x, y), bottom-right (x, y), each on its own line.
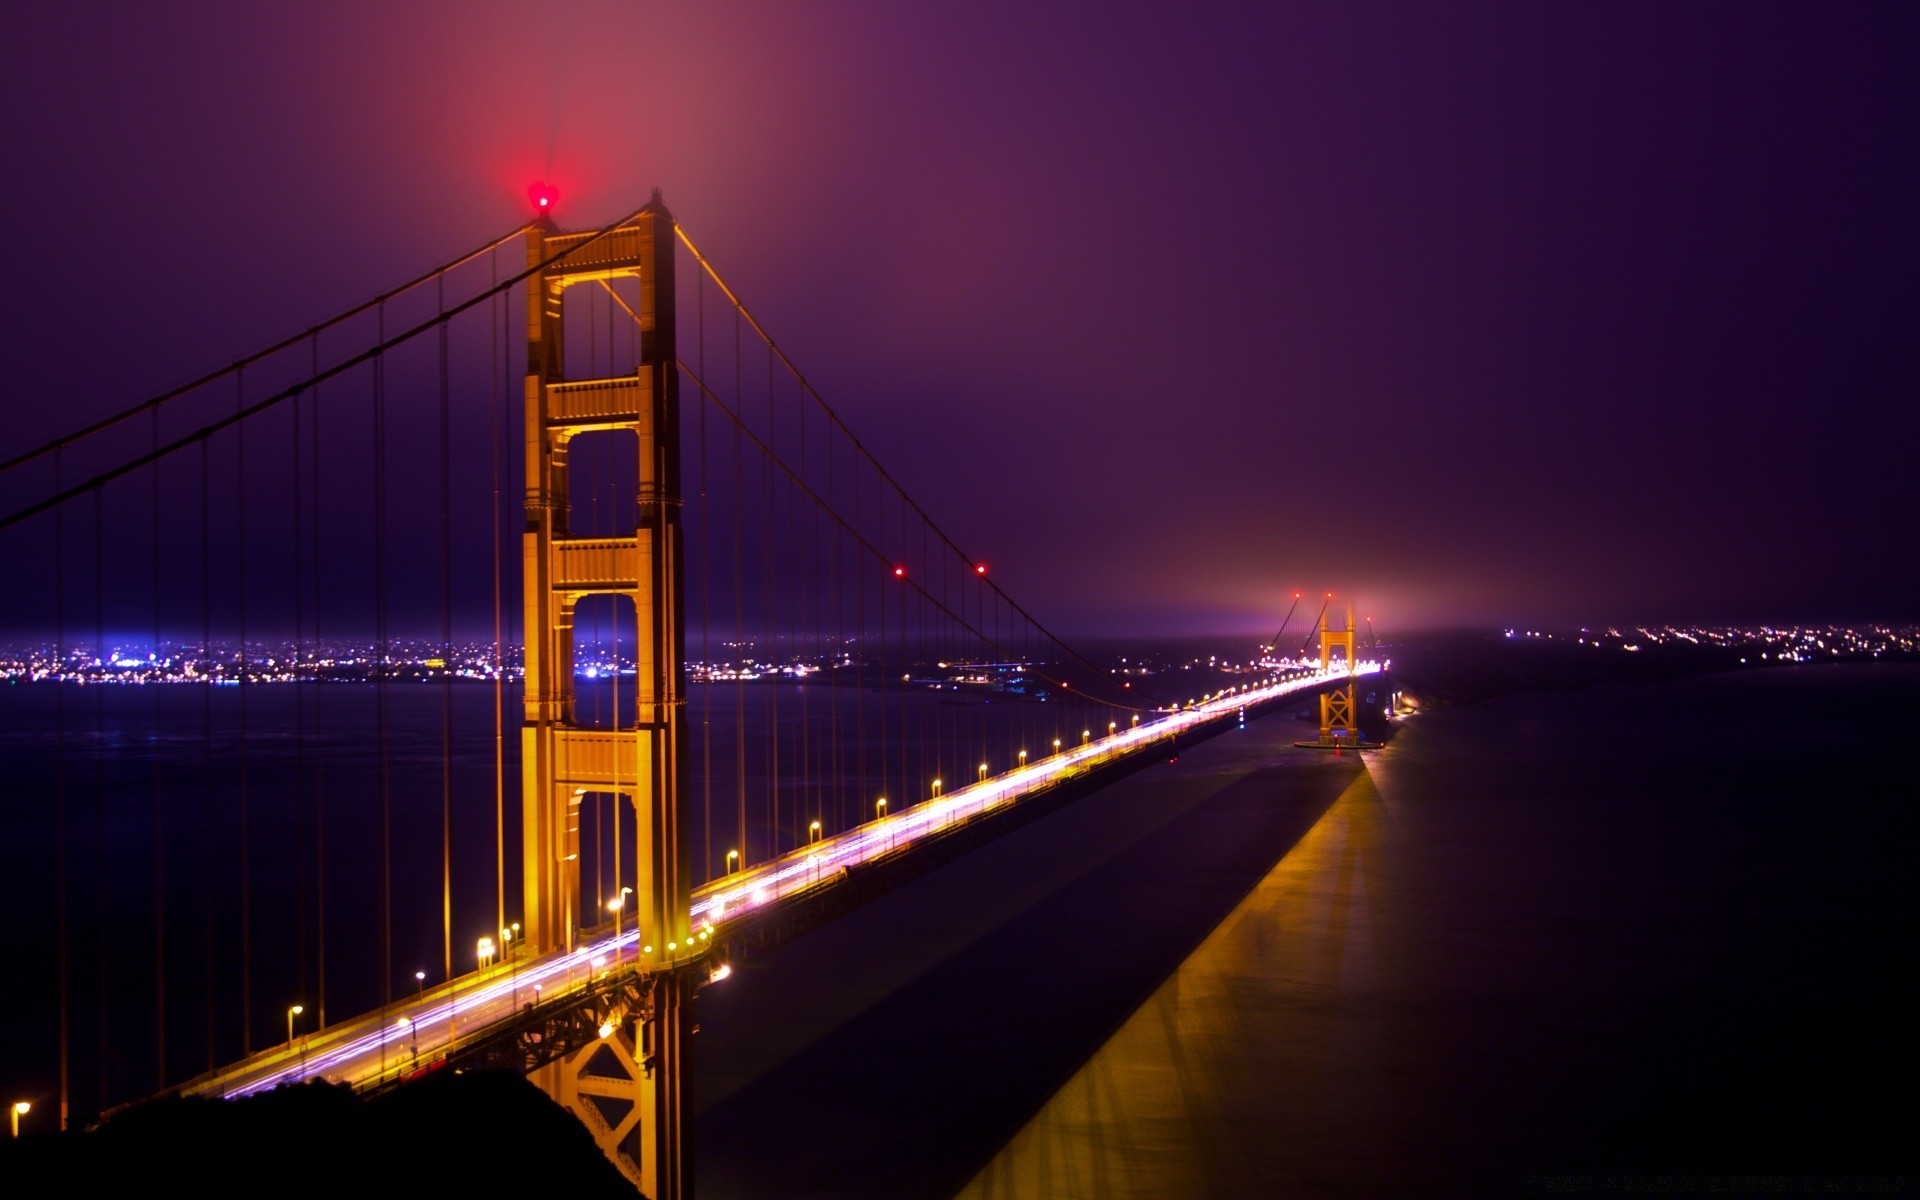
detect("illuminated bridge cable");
top-left (0, 223), bottom-right (534, 476)
top-left (676, 360), bottom-right (1139, 713)
top-left (0, 202), bottom-right (655, 534)
top-left (1266, 591), bottom-right (1302, 657)
top-left (1301, 593), bottom-right (1332, 658)
top-left (673, 227), bottom-right (1130, 707)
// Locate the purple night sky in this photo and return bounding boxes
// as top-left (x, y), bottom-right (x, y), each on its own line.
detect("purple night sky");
top-left (2, 1), bottom-right (1915, 635)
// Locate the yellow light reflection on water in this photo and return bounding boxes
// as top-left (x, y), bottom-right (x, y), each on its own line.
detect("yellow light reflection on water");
top-left (955, 766), bottom-right (1394, 1200)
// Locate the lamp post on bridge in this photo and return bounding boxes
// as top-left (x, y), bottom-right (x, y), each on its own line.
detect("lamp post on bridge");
top-left (286, 1005), bottom-right (304, 1052)
top-left (609, 887), bottom-right (632, 957)
top-left (10, 1102), bottom-right (28, 1139)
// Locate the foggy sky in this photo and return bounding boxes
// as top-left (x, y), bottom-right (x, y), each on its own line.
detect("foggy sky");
top-left (3, 1), bottom-right (1915, 635)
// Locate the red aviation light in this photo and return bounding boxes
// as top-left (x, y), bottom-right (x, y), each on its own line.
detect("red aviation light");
top-left (893, 566), bottom-right (905, 578)
top-left (528, 181), bottom-right (559, 214)
top-left (975, 563), bottom-right (987, 575)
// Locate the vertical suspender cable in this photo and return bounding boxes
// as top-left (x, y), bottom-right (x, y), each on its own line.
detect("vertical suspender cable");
top-left (373, 303), bottom-right (391, 1011)
top-left (151, 409), bottom-right (167, 1090)
top-left (311, 336), bottom-right (327, 1028)
top-left (92, 488), bottom-right (106, 1105)
top-left (697, 264), bottom-right (713, 881)
top-left (235, 368), bottom-right (252, 1055)
top-left (731, 310), bottom-right (746, 863)
top-left (763, 344), bottom-right (780, 847)
top-left (439, 273), bottom-right (454, 984)
top-left (499, 247), bottom-right (514, 948)
top-left (199, 440), bottom-right (213, 1072)
top-left (292, 376), bottom-right (306, 1023)
top-left (53, 451), bottom-right (69, 1129)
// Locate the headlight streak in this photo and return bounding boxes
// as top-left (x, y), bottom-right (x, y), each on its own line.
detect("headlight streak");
top-left (214, 664), bottom-right (1380, 1100)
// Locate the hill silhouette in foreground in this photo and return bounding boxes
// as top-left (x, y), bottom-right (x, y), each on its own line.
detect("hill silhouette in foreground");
top-left (0, 1069), bottom-right (638, 1196)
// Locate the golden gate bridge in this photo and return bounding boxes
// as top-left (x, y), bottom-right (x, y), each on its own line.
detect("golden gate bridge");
top-left (0, 189), bottom-right (1379, 1196)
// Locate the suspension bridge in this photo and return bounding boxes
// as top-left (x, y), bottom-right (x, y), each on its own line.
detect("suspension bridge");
top-left (0, 190), bottom-right (1381, 1196)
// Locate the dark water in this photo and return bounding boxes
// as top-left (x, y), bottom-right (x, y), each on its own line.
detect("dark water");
top-left (0, 672), bottom-right (1130, 1115)
top-left (692, 665), bottom-right (1916, 1197)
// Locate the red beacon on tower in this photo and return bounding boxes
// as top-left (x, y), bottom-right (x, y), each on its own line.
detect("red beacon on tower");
top-left (528, 181), bottom-right (560, 216)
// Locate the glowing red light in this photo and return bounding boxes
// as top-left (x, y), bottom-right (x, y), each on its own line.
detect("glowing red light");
top-left (528, 181), bottom-right (560, 214)
top-left (893, 566), bottom-right (905, 578)
top-left (975, 563), bottom-right (987, 575)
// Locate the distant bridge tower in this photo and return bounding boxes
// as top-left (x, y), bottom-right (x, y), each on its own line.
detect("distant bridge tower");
top-left (1296, 597), bottom-right (1381, 751)
top-left (520, 191), bottom-right (692, 1199)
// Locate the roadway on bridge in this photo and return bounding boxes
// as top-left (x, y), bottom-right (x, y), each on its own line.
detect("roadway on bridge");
top-left (183, 664), bottom-right (1380, 1102)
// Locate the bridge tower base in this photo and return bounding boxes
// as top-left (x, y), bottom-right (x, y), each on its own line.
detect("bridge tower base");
top-left (527, 972), bottom-right (688, 1197)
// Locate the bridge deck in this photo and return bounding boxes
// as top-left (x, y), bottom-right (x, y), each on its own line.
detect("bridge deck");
top-left (171, 665), bottom-right (1381, 1103)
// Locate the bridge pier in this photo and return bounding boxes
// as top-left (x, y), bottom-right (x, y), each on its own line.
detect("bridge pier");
top-left (527, 971), bottom-right (689, 1198)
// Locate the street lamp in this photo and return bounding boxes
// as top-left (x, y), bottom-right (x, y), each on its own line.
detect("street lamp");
top-left (726, 848), bottom-right (739, 875)
top-left (875, 797), bottom-right (887, 820)
top-left (1018, 749), bottom-right (1028, 769)
top-left (287, 1004), bottom-right (304, 1050)
top-left (1082, 729), bottom-right (1090, 747)
top-left (398, 1015), bottom-right (418, 1064)
top-left (1053, 738), bottom-right (1061, 756)
top-left (978, 762), bottom-right (988, 782)
top-left (609, 887), bottom-right (632, 952)
top-left (414, 970), bottom-right (426, 996)
top-left (10, 1101), bottom-right (28, 1139)
top-left (1108, 721), bottom-right (1116, 739)
top-left (930, 779), bottom-right (942, 799)
top-left (477, 936), bottom-right (495, 970)
top-left (809, 820), bottom-right (822, 844)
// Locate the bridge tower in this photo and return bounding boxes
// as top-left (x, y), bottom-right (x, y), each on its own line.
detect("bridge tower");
top-left (1295, 597), bottom-right (1382, 751)
top-left (520, 191), bottom-right (693, 1198)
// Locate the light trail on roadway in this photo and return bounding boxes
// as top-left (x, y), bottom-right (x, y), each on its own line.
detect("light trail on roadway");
top-left (181, 662), bottom-right (1381, 1102)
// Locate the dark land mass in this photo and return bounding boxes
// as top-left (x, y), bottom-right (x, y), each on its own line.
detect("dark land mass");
top-left (0, 1069), bottom-right (638, 1197)
top-left (1385, 629), bottom-right (1907, 710)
